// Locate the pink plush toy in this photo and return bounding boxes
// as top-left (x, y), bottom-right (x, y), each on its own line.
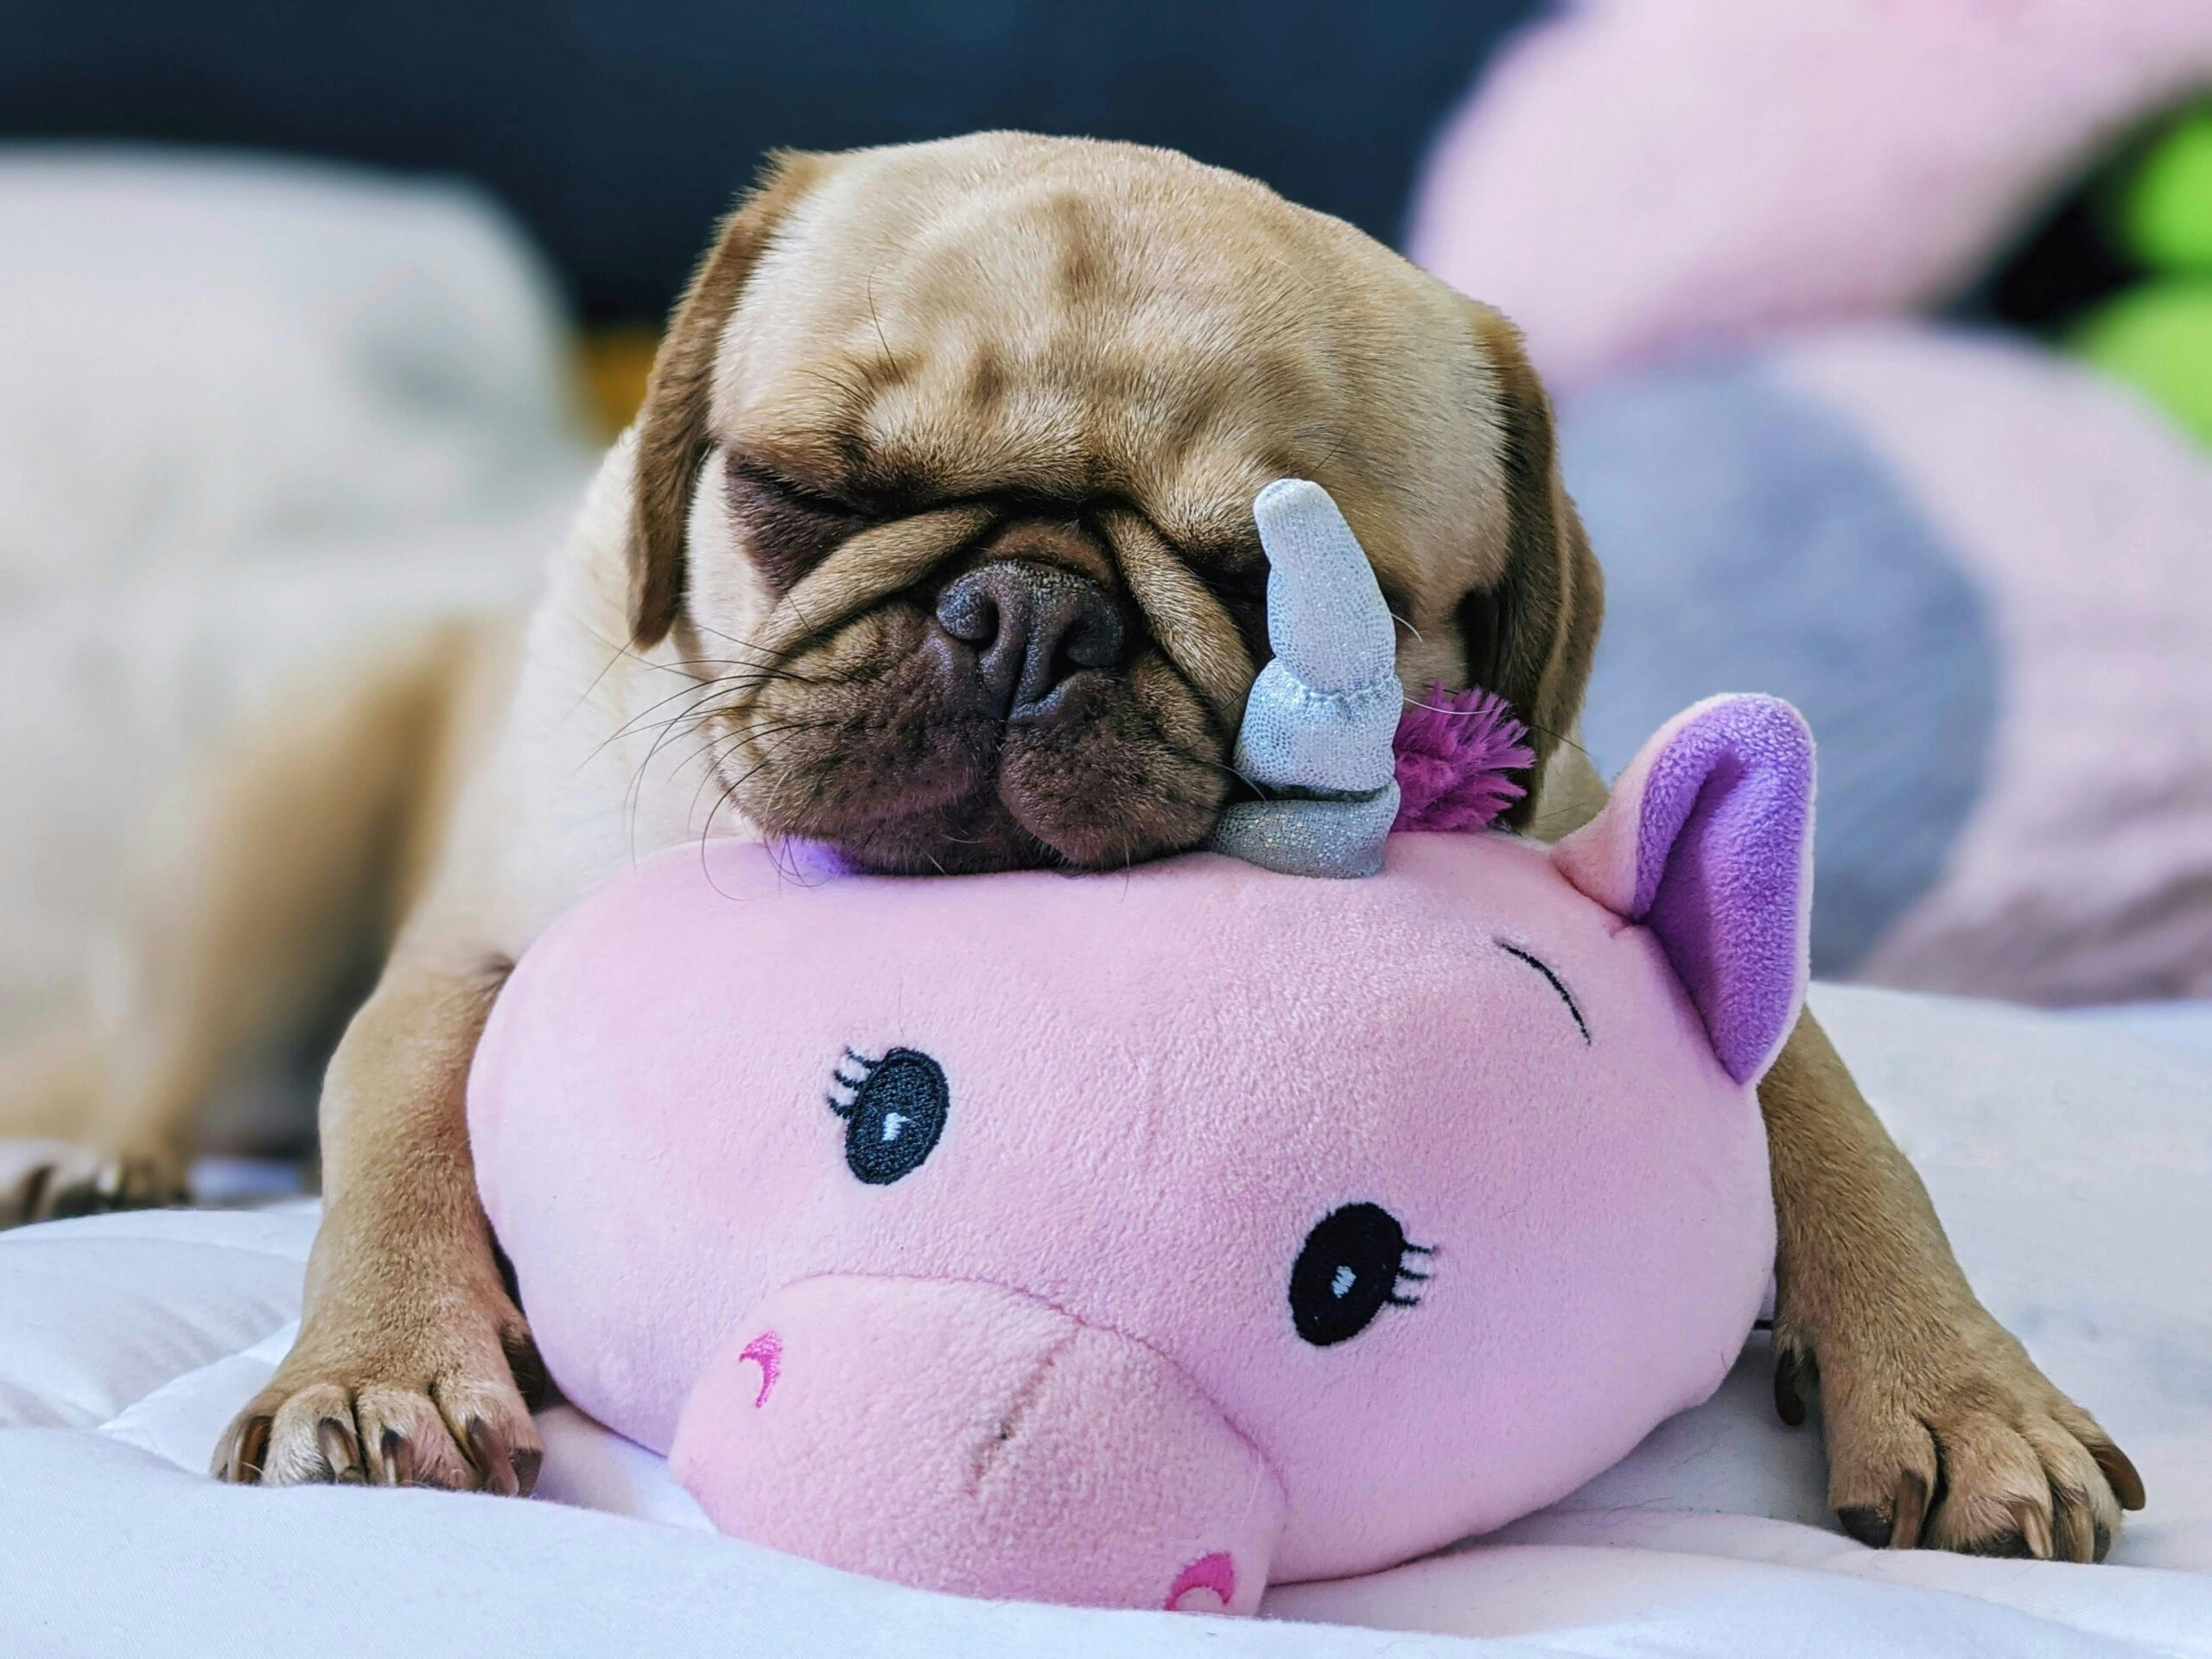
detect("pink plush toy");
top-left (470, 482), bottom-right (1814, 1615)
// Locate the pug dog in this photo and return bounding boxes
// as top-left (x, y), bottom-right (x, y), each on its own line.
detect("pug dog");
top-left (20, 132), bottom-right (2139, 1556)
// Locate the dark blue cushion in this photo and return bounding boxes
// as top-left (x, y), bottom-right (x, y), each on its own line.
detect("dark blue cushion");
top-left (2, 0), bottom-right (1535, 320)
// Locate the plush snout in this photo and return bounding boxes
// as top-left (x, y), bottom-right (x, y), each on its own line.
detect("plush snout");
top-left (670, 1274), bottom-right (1285, 1614)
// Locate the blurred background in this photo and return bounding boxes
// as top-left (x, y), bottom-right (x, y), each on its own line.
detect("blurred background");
top-left (2, 2), bottom-right (2208, 1191)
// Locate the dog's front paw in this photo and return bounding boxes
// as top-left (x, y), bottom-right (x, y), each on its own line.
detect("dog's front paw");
top-left (214, 1293), bottom-right (547, 1494)
top-left (1775, 1305), bottom-right (2145, 1562)
top-left (0, 1138), bottom-right (187, 1229)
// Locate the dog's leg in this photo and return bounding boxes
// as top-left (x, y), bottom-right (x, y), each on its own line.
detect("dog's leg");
top-left (1534, 742), bottom-right (2143, 1560)
top-left (1764, 1011), bottom-right (2145, 1560)
top-left (210, 945), bottom-right (543, 1492)
top-left (211, 618), bottom-right (542, 1491)
top-left (0, 629), bottom-right (479, 1228)
top-left (0, 1015), bottom-right (184, 1223)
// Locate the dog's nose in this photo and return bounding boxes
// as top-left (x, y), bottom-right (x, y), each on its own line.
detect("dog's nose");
top-left (934, 562), bottom-right (1125, 721)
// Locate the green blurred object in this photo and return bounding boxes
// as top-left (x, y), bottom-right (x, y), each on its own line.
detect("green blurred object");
top-left (2121, 106), bottom-right (2212, 275)
top-left (2069, 281), bottom-right (2212, 448)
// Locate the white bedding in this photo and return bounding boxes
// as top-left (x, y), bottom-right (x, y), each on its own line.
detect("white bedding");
top-left (3, 984), bottom-right (2207, 1657)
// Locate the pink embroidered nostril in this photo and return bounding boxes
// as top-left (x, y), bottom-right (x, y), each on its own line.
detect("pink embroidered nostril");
top-left (738, 1331), bottom-right (782, 1408)
top-left (1164, 1551), bottom-right (1236, 1613)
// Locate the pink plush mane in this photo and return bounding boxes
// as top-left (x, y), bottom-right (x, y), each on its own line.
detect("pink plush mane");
top-left (1393, 685), bottom-right (1535, 832)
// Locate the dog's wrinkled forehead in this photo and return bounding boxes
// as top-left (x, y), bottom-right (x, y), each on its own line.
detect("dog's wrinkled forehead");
top-left (708, 137), bottom-right (1507, 585)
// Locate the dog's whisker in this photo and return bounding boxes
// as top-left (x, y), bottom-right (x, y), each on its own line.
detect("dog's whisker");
top-left (683, 730), bottom-right (790, 871)
top-left (623, 703), bottom-right (721, 840)
top-left (598, 672), bottom-right (791, 753)
top-left (865, 267), bottom-right (899, 385)
top-left (696, 723), bottom-right (824, 863)
top-left (575, 660), bottom-right (825, 782)
top-left (593, 690), bottom-right (735, 766)
top-left (686, 718), bottom-right (833, 823)
top-left (624, 688), bottom-right (798, 856)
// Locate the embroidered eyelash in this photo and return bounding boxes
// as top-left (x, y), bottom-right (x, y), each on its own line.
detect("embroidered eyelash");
top-left (826, 1048), bottom-right (877, 1116)
top-left (1388, 1240), bottom-right (1436, 1309)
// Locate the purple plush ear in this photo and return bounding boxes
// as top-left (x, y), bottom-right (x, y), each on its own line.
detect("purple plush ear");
top-left (1553, 696), bottom-right (1815, 1084)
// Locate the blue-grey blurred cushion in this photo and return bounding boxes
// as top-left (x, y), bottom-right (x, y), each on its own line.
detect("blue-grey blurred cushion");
top-left (1560, 327), bottom-right (2212, 1004)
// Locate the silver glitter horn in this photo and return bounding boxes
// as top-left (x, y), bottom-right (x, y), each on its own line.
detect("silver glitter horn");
top-left (1207, 479), bottom-right (1402, 878)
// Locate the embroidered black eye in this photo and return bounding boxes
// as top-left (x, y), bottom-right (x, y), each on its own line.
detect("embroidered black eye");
top-left (827, 1047), bottom-right (949, 1185)
top-left (1288, 1202), bottom-right (1431, 1347)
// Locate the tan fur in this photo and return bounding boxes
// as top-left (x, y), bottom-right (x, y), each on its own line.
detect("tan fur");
top-left (662, 137), bottom-right (1589, 874)
top-left (1758, 1013), bottom-right (2137, 1559)
top-left (1460, 305), bottom-right (1605, 818)
top-left (0, 620), bottom-right (501, 1223)
top-left (628, 149), bottom-right (836, 648)
top-left (0, 132), bottom-right (2133, 1552)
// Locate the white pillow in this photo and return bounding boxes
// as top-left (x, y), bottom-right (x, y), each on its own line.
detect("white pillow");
top-left (0, 147), bottom-right (590, 586)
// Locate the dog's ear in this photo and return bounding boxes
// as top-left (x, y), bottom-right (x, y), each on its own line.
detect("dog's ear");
top-left (1455, 306), bottom-right (1605, 827)
top-left (629, 149), bottom-right (836, 648)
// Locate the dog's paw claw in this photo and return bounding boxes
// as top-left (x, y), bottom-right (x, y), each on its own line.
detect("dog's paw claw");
top-left (0, 1140), bottom-right (187, 1229)
top-left (1772, 1345), bottom-right (1813, 1428)
top-left (2092, 1440), bottom-right (2147, 1512)
top-left (215, 1413), bottom-right (273, 1484)
top-left (1840, 1466), bottom-right (1930, 1550)
top-left (377, 1426), bottom-right (415, 1487)
top-left (316, 1417), bottom-right (366, 1484)
top-left (214, 1315), bottom-right (544, 1497)
top-left (1782, 1313), bottom-right (2136, 1562)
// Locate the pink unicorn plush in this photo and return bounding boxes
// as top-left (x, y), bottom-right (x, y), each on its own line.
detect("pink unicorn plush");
top-left (470, 482), bottom-right (1815, 1615)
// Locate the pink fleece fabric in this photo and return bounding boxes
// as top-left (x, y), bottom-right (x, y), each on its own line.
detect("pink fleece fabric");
top-left (470, 698), bottom-right (1813, 1613)
top-left (1409, 1), bottom-right (2212, 388)
top-left (1554, 696), bottom-right (1815, 1084)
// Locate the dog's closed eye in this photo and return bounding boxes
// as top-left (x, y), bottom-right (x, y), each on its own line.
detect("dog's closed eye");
top-left (1179, 537), bottom-right (1412, 671)
top-left (1172, 547), bottom-right (1270, 664)
top-left (1194, 556), bottom-right (1268, 619)
top-left (726, 457), bottom-right (877, 592)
